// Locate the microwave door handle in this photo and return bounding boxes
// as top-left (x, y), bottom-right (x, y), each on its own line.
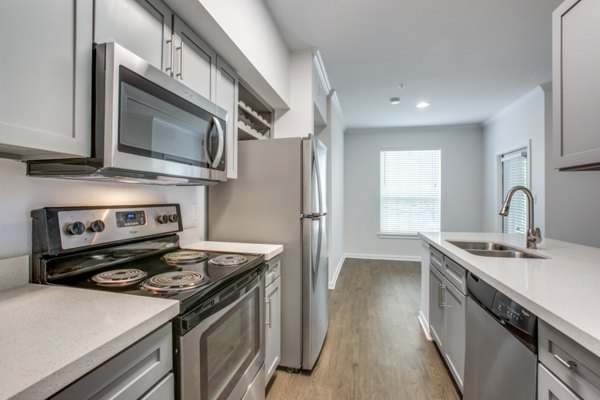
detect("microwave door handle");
top-left (204, 119), bottom-right (213, 166)
top-left (210, 116), bottom-right (225, 168)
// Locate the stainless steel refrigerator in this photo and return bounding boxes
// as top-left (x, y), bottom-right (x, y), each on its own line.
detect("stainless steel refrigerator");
top-left (208, 135), bottom-right (328, 371)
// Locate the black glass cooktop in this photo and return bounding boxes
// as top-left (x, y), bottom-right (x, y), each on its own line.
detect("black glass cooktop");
top-left (46, 246), bottom-right (264, 313)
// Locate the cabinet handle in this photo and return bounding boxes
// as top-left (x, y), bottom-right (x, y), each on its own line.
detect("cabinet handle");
top-left (439, 284), bottom-right (447, 309)
top-left (165, 39), bottom-right (173, 75)
top-left (554, 354), bottom-right (577, 370)
top-left (176, 45), bottom-right (184, 79)
top-left (265, 298), bottom-right (271, 328)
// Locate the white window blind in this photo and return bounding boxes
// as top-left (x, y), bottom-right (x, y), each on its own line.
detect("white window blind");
top-left (501, 149), bottom-right (528, 234)
top-left (380, 150), bottom-right (441, 235)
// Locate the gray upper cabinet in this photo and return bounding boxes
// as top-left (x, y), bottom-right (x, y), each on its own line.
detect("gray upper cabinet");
top-left (0, 0), bottom-right (93, 159)
top-left (94, 0), bottom-right (173, 73)
top-left (553, 0), bottom-right (600, 170)
top-left (216, 57), bottom-right (239, 179)
top-left (173, 16), bottom-right (217, 101)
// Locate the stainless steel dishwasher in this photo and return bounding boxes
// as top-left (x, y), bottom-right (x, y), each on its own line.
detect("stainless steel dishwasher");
top-left (464, 273), bottom-right (537, 400)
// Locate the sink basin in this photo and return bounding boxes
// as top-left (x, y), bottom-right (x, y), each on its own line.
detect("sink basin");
top-left (448, 241), bottom-right (545, 259)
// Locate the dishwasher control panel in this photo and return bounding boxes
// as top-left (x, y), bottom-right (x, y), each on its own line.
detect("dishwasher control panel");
top-left (492, 292), bottom-right (536, 335)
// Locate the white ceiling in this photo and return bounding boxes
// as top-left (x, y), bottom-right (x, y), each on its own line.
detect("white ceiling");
top-left (264, 0), bottom-right (563, 128)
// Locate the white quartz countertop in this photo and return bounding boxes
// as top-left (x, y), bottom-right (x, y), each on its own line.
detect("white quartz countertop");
top-left (186, 241), bottom-right (283, 261)
top-left (0, 284), bottom-right (179, 400)
top-left (419, 232), bottom-right (600, 357)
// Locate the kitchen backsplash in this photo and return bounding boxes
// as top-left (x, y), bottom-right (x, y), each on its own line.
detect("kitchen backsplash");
top-left (0, 158), bottom-right (207, 260)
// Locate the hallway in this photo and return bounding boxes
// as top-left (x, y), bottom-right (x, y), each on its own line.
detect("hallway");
top-left (266, 258), bottom-right (460, 400)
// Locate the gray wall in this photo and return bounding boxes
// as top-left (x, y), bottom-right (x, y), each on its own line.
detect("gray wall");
top-left (0, 158), bottom-right (206, 260)
top-left (482, 86), bottom-right (547, 233)
top-left (344, 125), bottom-right (484, 259)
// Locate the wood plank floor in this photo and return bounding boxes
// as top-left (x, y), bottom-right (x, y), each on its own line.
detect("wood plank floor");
top-left (266, 258), bottom-right (460, 400)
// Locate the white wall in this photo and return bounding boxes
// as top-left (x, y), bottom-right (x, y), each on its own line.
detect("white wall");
top-left (165, 0), bottom-right (291, 109)
top-left (544, 89), bottom-right (600, 248)
top-left (344, 125), bottom-right (484, 259)
top-left (482, 86), bottom-right (547, 234)
top-left (318, 94), bottom-right (345, 288)
top-left (273, 50), bottom-right (314, 138)
top-left (0, 158), bottom-right (206, 260)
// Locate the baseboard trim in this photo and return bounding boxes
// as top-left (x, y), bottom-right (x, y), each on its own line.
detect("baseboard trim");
top-left (328, 255), bottom-right (345, 290)
top-left (344, 253), bottom-right (422, 262)
top-left (418, 310), bottom-right (432, 341)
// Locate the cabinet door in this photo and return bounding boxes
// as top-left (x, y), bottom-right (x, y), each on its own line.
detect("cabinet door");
top-left (0, 0), bottom-right (92, 159)
top-left (443, 281), bottom-right (466, 393)
top-left (553, 0), bottom-right (600, 169)
top-left (173, 16), bottom-right (217, 100)
top-left (265, 277), bottom-right (281, 386)
top-left (94, 0), bottom-right (173, 73)
top-left (429, 265), bottom-right (445, 350)
top-left (51, 324), bottom-right (173, 400)
top-left (538, 363), bottom-right (580, 400)
top-left (216, 57), bottom-right (239, 179)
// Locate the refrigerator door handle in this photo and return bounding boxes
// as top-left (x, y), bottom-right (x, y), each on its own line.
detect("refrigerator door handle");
top-left (312, 217), bottom-right (323, 291)
top-left (301, 212), bottom-right (327, 219)
top-left (312, 138), bottom-right (324, 215)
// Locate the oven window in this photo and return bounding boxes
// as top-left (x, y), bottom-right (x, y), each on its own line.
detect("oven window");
top-left (117, 66), bottom-right (225, 169)
top-left (200, 287), bottom-right (260, 400)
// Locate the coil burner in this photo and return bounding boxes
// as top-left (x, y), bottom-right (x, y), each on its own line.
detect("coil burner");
top-left (91, 268), bottom-right (148, 287)
top-left (141, 271), bottom-right (208, 294)
top-left (161, 250), bottom-right (208, 265)
top-left (208, 254), bottom-right (248, 266)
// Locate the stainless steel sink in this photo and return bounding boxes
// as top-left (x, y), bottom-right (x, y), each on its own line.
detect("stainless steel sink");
top-left (448, 241), bottom-right (545, 259)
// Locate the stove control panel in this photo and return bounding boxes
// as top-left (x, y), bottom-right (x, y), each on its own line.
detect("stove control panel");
top-left (32, 204), bottom-right (183, 253)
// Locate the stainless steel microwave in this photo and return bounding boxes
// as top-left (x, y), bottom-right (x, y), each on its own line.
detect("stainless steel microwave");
top-left (28, 42), bottom-right (228, 185)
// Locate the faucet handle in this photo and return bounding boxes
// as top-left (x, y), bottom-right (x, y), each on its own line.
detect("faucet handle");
top-left (528, 227), bottom-right (542, 246)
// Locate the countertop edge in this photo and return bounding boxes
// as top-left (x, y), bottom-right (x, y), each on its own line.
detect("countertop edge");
top-left (8, 301), bottom-right (179, 400)
top-left (185, 241), bottom-right (284, 261)
top-left (418, 232), bottom-right (600, 359)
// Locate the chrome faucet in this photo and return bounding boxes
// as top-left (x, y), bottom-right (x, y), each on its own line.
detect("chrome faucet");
top-left (499, 186), bottom-right (542, 249)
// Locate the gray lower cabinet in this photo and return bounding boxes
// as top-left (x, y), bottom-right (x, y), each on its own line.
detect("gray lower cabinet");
top-left (443, 279), bottom-right (466, 391)
top-left (538, 320), bottom-right (600, 399)
top-left (0, 0), bottom-right (93, 159)
top-left (51, 323), bottom-right (174, 400)
top-left (265, 260), bottom-right (282, 386)
top-left (428, 248), bottom-right (466, 393)
top-left (429, 264), bottom-right (445, 350)
top-left (538, 363), bottom-right (579, 400)
top-left (216, 57), bottom-right (240, 179)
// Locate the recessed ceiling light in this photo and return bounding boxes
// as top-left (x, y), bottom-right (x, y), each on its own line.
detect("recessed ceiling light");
top-left (398, 83), bottom-right (406, 89)
top-left (390, 97), bottom-right (400, 105)
top-left (416, 102), bottom-right (430, 109)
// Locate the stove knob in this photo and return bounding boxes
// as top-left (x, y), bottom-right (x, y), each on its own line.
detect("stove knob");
top-left (157, 215), bottom-right (169, 224)
top-left (65, 222), bottom-right (85, 236)
top-left (89, 220), bottom-right (105, 233)
top-left (169, 214), bottom-right (179, 223)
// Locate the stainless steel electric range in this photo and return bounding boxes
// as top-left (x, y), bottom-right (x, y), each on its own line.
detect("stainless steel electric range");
top-left (31, 204), bottom-right (266, 400)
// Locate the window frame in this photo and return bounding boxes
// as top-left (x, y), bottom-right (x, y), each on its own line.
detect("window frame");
top-left (377, 147), bottom-right (442, 238)
top-left (495, 141), bottom-right (532, 233)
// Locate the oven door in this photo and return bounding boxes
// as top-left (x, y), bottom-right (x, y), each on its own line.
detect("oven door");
top-left (96, 42), bottom-right (227, 182)
top-left (179, 272), bottom-right (265, 400)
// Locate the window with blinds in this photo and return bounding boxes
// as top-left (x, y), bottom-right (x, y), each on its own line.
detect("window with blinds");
top-left (501, 148), bottom-right (528, 234)
top-left (380, 149), bottom-right (441, 235)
